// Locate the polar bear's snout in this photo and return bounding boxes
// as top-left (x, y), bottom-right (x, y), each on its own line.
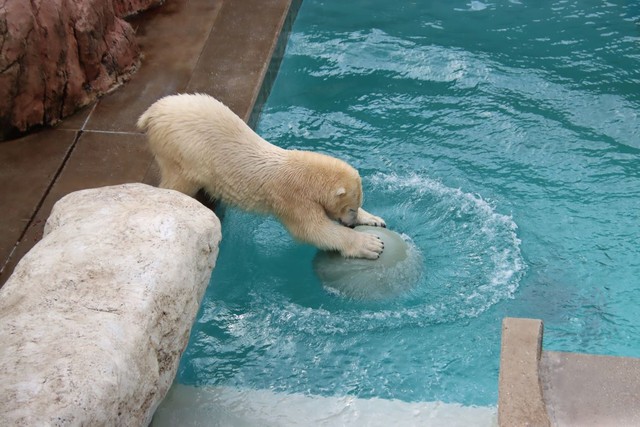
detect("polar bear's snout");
top-left (338, 212), bottom-right (358, 228)
top-left (338, 208), bottom-right (359, 228)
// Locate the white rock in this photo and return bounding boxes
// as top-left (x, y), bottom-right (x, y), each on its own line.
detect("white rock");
top-left (0, 183), bottom-right (221, 426)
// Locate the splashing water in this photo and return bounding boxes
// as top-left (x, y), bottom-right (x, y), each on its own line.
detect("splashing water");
top-left (178, 172), bottom-right (524, 405)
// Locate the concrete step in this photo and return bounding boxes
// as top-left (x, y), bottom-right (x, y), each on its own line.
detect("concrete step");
top-left (498, 317), bottom-right (640, 426)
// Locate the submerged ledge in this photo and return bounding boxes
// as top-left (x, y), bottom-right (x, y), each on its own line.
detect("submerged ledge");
top-left (153, 384), bottom-right (498, 427)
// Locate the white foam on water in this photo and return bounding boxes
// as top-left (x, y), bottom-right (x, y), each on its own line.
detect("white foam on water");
top-left (152, 384), bottom-right (497, 427)
top-left (369, 172), bottom-right (525, 316)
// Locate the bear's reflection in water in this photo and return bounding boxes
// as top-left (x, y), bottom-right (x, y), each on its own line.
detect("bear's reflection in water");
top-left (313, 226), bottom-right (423, 300)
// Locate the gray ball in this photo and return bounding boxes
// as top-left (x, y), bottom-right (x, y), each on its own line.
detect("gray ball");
top-left (313, 226), bottom-right (422, 300)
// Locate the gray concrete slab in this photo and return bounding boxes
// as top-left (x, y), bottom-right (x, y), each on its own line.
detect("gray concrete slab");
top-left (184, 0), bottom-right (295, 121)
top-left (499, 318), bottom-right (640, 427)
top-left (0, 130), bottom-right (78, 276)
top-left (541, 351), bottom-right (640, 427)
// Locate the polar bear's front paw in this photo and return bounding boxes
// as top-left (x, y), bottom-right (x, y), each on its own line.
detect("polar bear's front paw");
top-left (356, 208), bottom-right (386, 228)
top-left (344, 231), bottom-right (384, 260)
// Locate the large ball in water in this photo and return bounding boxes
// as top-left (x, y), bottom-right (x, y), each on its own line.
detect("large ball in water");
top-left (313, 226), bottom-right (422, 300)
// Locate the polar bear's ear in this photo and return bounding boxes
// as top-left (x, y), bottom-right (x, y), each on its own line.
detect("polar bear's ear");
top-left (335, 187), bottom-right (346, 197)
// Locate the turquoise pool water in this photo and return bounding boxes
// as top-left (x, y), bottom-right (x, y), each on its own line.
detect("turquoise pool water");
top-left (178, 0), bottom-right (639, 407)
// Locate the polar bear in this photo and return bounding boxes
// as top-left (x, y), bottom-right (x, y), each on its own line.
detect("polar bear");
top-left (137, 94), bottom-right (386, 259)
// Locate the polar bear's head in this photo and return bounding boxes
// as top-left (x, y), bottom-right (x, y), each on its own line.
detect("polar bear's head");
top-left (326, 169), bottom-right (363, 228)
top-left (290, 150), bottom-right (364, 227)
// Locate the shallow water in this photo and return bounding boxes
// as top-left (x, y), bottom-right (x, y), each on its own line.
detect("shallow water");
top-left (178, 0), bottom-right (639, 407)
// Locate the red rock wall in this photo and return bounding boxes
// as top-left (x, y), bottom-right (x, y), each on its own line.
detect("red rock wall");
top-left (0, 0), bottom-right (161, 140)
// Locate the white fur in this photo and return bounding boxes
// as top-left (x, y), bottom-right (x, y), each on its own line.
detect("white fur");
top-left (138, 94), bottom-right (385, 259)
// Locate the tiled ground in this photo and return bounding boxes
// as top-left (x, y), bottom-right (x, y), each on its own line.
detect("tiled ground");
top-left (0, 0), bottom-right (297, 287)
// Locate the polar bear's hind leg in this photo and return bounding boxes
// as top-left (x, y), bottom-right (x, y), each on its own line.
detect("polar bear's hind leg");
top-left (155, 157), bottom-right (200, 196)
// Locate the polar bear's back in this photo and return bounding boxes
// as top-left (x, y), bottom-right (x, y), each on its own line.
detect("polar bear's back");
top-left (138, 94), bottom-right (286, 210)
top-left (138, 93), bottom-right (252, 154)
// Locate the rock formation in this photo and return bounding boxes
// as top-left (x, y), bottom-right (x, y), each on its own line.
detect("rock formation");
top-left (0, 0), bottom-right (161, 140)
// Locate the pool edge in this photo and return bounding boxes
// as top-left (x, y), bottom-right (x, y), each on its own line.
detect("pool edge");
top-left (498, 317), bottom-right (550, 426)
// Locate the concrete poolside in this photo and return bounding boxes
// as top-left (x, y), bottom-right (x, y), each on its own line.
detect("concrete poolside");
top-left (2, 1), bottom-right (640, 425)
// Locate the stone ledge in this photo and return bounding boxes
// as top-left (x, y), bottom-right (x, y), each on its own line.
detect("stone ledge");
top-left (498, 317), bottom-right (550, 427)
top-left (0, 183), bottom-right (221, 426)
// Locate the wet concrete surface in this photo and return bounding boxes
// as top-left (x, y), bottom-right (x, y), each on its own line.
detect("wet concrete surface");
top-left (0, 131), bottom-right (77, 268)
top-left (0, 0), bottom-right (298, 287)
